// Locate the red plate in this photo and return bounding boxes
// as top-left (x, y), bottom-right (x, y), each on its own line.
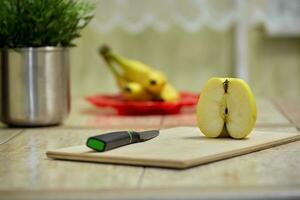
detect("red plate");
top-left (86, 92), bottom-right (199, 115)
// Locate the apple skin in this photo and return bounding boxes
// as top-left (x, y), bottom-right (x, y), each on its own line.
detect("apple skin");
top-left (197, 77), bottom-right (257, 139)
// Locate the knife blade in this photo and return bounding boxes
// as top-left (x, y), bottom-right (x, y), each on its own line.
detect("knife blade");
top-left (86, 130), bottom-right (159, 152)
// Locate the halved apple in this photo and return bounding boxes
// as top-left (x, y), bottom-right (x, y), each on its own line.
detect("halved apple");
top-left (197, 77), bottom-right (257, 139)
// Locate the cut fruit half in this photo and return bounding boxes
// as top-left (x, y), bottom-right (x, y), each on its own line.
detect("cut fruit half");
top-left (197, 77), bottom-right (257, 139)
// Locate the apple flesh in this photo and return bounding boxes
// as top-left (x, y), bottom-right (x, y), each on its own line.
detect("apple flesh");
top-left (197, 77), bottom-right (257, 139)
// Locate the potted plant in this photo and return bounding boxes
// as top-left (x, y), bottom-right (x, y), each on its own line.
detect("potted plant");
top-left (0, 0), bottom-right (94, 126)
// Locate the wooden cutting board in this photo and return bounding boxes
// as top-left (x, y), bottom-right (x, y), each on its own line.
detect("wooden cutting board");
top-left (46, 126), bottom-right (300, 169)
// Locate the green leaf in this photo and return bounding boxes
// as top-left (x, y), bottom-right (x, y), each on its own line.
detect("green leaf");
top-left (0, 0), bottom-right (95, 48)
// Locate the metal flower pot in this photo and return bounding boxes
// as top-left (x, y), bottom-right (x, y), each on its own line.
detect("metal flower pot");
top-left (0, 47), bottom-right (70, 126)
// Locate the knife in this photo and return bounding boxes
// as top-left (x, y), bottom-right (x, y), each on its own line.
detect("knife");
top-left (86, 130), bottom-right (159, 152)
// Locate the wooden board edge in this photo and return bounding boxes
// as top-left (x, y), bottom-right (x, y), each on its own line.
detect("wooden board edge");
top-left (46, 151), bottom-right (186, 169)
top-left (46, 133), bottom-right (300, 170)
top-left (186, 133), bottom-right (300, 168)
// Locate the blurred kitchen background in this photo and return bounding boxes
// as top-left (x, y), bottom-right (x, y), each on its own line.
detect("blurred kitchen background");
top-left (71, 0), bottom-right (300, 102)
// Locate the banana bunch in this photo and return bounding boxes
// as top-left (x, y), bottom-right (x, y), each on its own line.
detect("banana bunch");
top-left (99, 45), bottom-right (179, 102)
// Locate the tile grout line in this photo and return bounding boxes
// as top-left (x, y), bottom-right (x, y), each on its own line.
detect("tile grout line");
top-left (136, 167), bottom-right (146, 189)
top-left (271, 99), bottom-right (293, 124)
top-left (0, 129), bottom-right (24, 145)
top-left (137, 115), bottom-right (164, 188)
top-left (272, 99), bottom-right (300, 131)
top-left (159, 115), bottom-right (165, 129)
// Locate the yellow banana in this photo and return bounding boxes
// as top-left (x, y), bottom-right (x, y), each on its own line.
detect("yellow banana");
top-left (107, 64), bottom-right (153, 101)
top-left (121, 82), bottom-right (154, 101)
top-left (100, 45), bottom-right (180, 102)
top-left (157, 83), bottom-right (180, 102)
top-left (99, 47), bottom-right (153, 101)
top-left (101, 45), bottom-right (167, 93)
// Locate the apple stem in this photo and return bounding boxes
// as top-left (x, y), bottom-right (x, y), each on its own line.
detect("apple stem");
top-left (224, 79), bottom-right (229, 116)
top-left (223, 79), bottom-right (229, 93)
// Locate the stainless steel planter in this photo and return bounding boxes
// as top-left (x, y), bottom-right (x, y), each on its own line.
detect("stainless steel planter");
top-left (0, 47), bottom-right (70, 126)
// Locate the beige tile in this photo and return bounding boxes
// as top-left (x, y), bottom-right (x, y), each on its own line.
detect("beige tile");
top-left (0, 129), bottom-right (23, 145)
top-left (0, 128), bottom-right (143, 190)
top-left (141, 140), bottom-right (300, 188)
top-left (256, 98), bottom-right (291, 125)
top-left (63, 98), bottom-right (162, 129)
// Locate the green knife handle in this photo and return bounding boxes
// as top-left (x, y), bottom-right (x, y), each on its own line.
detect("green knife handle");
top-left (86, 131), bottom-right (140, 152)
